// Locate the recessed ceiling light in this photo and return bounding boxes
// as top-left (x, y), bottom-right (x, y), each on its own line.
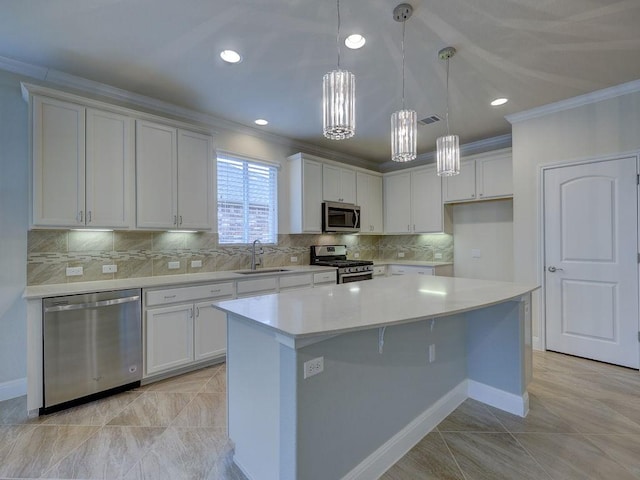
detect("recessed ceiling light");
top-left (254, 119), bottom-right (269, 126)
top-left (345, 34), bottom-right (366, 49)
top-left (220, 50), bottom-right (242, 64)
top-left (490, 97), bottom-right (509, 106)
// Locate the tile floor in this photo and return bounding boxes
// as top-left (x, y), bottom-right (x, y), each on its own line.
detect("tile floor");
top-left (0, 351), bottom-right (638, 479)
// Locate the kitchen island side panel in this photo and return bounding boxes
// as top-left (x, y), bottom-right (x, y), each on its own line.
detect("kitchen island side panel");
top-left (295, 314), bottom-right (467, 480)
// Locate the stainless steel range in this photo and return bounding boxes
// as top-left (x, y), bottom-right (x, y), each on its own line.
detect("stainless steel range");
top-left (310, 245), bottom-right (374, 283)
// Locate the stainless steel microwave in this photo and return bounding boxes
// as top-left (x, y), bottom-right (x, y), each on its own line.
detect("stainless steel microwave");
top-left (322, 201), bottom-right (361, 233)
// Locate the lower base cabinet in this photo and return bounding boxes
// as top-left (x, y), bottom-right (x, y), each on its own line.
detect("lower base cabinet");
top-left (146, 304), bottom-right (194, 375)
top-left (194, 301), bottom-right (226, 361)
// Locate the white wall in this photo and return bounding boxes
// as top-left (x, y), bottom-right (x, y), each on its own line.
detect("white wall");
top-left (452, 200), bottom-right (513, 281)
top-left (510, 84), bottom-right (640, 348)
top-left (0, 69), bottom-right (29, 396)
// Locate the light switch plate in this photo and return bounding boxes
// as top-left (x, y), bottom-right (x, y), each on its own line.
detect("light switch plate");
top-left (102, 264), bottom-right (117, 274)
top-left (66, 266), bottom-right (83, 276)
top-left (434, 253), bottom-right (443, 260)
top-left (398, 251), bottom-right (405, 258)
top-left (290, 256), bottom-right (298, 263)
top-left (168, 261), bottom-right (180, 269)
top-left (191, 260), bottom-right (202, 268)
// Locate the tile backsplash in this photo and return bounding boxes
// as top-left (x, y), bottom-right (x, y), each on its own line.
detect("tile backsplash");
top-left (27, 230), bottom-right (453, 285)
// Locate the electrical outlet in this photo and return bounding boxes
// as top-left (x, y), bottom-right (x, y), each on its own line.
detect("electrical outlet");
top-left (66, 266), bottom-right (83, 276)
top-left (168, 261), bottom-right (180, 269)
top-left (434, 253), bottom-right (443, 260)
top-left (290, 256), bottom-right (298, 263)
top-left (102, 264), bottom-right (117, 274)
top-left (303, 357), bottom-right (324, 379)
top-left (191, 260), bottom-right (202, 268)
top-left (398, 251), bottom-right (405, 258)
top-left (353, 252), bottom-right (360, 258)
top-left (429, 344), bottom-right (436, 363)
top-left (471, 249), bottom-right (481, 259)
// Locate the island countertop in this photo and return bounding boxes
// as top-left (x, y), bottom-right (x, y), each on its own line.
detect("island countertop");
top-left (214, 275), bottom-right (538, 340)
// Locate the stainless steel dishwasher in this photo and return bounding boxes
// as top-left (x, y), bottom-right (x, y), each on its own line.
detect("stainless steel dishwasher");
top-left (42, 288), bottom-right (142, 414)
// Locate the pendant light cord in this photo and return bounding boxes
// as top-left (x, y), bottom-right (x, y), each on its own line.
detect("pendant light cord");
top-left (336, 0), bottom-right (341, 69)
top-left (401, 20), bottom-right (406, 110)
top-left (445, 57), bottom-right (451, 134)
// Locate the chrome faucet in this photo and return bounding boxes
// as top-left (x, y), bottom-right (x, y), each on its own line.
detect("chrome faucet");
top-left (251, 239), bottom-right (263, 270)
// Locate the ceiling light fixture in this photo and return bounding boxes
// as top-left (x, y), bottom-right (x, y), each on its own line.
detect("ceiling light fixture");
top-left (436, 46), bottom-right (460, 176)
top-left (220, 50), bottom-right (242, 64)
top-left (254, 119), bottom-right (269, 126)
top-left (390, 3), bottom-right (417, 163)
top-left (322, 0), bottom-right (355, 140)
top-left (490, 97), bottom-right (509, 106)
top-left (345, 34), bottom-right (366, 49)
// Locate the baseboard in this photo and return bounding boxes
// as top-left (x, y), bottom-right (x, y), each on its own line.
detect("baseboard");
top-left (342, 381), bottom-right (468, 480)
top-left (0, 377), bottom-right (27, 402)
top-left (467, 379), bottom-right (529, 417)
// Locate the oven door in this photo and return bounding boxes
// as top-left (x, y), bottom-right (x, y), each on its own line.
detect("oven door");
top-left (339, 272), bottom-right (373, 283)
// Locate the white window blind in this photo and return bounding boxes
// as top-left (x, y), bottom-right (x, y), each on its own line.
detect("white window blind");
top-left (217, 155), bottom-right (278, 244)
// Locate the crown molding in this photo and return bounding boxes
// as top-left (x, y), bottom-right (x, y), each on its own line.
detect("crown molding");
top-left (378, 134), bottom-right (512, 173)
top-left (2, 54), bottom-right (380, 171)
top-left (506, 78), bottom-right (640, 124)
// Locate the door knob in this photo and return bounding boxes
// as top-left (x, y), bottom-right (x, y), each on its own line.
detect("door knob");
top-left (547, 266), bottom-right (564, 272)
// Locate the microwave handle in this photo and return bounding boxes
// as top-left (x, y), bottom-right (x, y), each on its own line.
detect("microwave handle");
top-left (353, 208), bottom-right (359, 228)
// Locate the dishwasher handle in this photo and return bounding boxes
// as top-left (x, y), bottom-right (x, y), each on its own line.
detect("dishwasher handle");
top-left (44, 295), bottom-right (140, 313)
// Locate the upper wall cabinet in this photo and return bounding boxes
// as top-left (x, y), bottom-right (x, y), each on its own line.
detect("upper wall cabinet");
top-left (356, 172), bottom-right (383, 234)
top-left (322, 164), bottom-right (356, 204)
top-left (288, 154), bottom-right (323, 234)
top-left (136, 121), bottom-right (213, 230)
top-left (384, 165), bottom-right (451, 234)
top-left (31, 96), bottom-right (134, 228)
top-left (443, 149), bottom-right (513, 203)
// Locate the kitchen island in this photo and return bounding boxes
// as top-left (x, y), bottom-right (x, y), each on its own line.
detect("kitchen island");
top-left (214, 275), bottom-right (537, 480)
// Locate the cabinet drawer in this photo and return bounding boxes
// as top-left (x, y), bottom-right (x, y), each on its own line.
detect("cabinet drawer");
top-left (313, 271), bottom-right (336, 284)
top-left (279, 274), bottom-right (313, 290)
top-left (389, 265), bottom-right (434, 276)
top-left (146, 282), bottom-right (234, 306)
top-left (372, 265), bottom-right (386, 276)
top-left (236, 277), bottom-right (278, 296)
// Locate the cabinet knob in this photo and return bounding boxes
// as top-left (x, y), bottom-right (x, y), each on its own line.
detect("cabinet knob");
top-left (479, 193), bottom-right (483, 197)
top-left (471, 194), bottom-right (475, 198)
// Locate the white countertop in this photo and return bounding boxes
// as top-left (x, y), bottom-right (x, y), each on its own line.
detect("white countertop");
top-left (373, 260), bottom-right (453, 267)
top-left (23, 265), bottom-right (336, 299)
top-left (214, 275), bottom-right (538, 340)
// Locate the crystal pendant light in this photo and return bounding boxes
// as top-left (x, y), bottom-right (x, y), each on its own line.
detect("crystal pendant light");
top-left (323, 0), bottom-right (355, 140)
top-left (390, 4), bottom-right (416, 162)
top-left (436, 46), bottom-right (460, 176)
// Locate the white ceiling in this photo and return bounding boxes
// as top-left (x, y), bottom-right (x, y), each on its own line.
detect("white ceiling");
top-left (1, 0), bottom-right (639, 167)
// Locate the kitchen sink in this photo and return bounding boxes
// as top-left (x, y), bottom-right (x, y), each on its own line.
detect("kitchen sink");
top-left (237, 269), bottom-right (291, 275)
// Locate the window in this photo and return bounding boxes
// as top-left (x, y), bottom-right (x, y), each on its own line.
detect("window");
top-left (217, 154), bottom-right (278, 244)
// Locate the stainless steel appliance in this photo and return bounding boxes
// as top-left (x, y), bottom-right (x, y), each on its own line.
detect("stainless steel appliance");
top-left (322, 201), bottom-right (361, 233)
top-left (42, 289), bottom-right (142, 414)
top-left (310, 245), bottom-right (373, 283)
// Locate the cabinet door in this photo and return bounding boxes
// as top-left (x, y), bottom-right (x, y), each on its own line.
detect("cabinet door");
top-left (443, 160), bottom-right (476, 202)
top-left (356, 172), bottom-right (383, 233)
top-left (476, 153), bottom-right (512, 199)
top-left (302, 159), bottom-right (323, 232)
top-left (340, 168), bottom-right (357, 204)
top-left (177, 129), bottom-right (213, 230)
top-left (145, 304), bottom-right (194, 375)
top-left (322, 164), bottom-right (342, 202)
top-left (32, 96), bottom-right (86, 226)
top-left (411, 166), bottom-right (443, 233)
top-left (194, 300), bottom-right (227, 361)
top-left (85, 109), bottom-right (134, 228)
top-left (384, 173), bottom-right (411, 233)
top-left (136, 120), bottom-right (178, 229)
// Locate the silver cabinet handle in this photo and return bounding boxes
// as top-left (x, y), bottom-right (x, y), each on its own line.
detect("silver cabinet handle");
top-left (87, 211), bottom-right (92, 223)
top-left (174, 215), bottom-right (178, 225)
top-left (471, 194), bottom-right (475, 198)
top-left (196, 306), bottom-right (200, 317)
top-left (548, 266), bottom-right (564, 272)
top-left (179, 215), bottom-right (183, 226)
top-left (78, 211), bottom-right (83, 223)
top-left (163, 295), bottom-right (177, 299)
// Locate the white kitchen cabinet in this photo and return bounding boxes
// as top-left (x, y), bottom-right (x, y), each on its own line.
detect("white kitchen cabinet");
top-left (443, 149), bottom-right (512, 203)
top-left (31, 96), bottom-right (134, 228)
top-left (323, 164), bottom-right (356, 204)
top-left (384, 166), bottom-right (449, 234)
top-left (136, 120), bottom-right (213, 230)
top-left (356, 172), bottom-right (384, 233)
top-left (279, 274), bottom-right (313, 291)
top-left (288, 154), bottom-right (323, 233)
top-left (194, 301), bottom-right (227, 361)
top-left (144, 282), bottom-right (233, 377)
top-left (236, 277), bottom-right (278, 297)
top-left (383, 172), bottom-right (412, 233)
top-left (389, 265), bottom-right (435, 276)
top-left (146, 304), bottom-right (194, 375)
top-left (372, 265), bottom-right (387, 277)
top-left (313, 271), bottom-right (337, 285)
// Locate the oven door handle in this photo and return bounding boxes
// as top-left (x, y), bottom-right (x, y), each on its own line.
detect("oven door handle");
top-left (339, 271), bottom-right (373, 279)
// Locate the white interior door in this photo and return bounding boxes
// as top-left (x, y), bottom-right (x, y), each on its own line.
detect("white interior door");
top-left (544, 156), bottom-right (639, 368)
